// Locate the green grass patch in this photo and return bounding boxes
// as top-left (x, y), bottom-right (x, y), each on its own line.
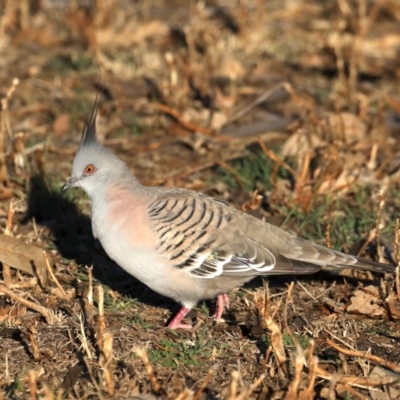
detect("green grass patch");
top-left (216, 150), bottom-right (278, 191)
top-left (102, 290), bottom-right (138, 313)
top-left (278, 185), bottom-right (399, 250)
top-left (130, 314), bottom-right (153, 330)
top-left (45, 53), bottom-right (95, 74)
top-left (362, 320), bottom-right (396, 337)
top-left (144, 327), bottom-right (229, 368)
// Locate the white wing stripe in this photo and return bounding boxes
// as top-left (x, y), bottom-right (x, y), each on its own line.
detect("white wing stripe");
top-left (190, 243), bottom-right (276, 278)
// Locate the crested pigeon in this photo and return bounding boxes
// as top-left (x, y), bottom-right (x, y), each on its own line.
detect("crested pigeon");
top-left (63, 103), bottom-right (394, 329)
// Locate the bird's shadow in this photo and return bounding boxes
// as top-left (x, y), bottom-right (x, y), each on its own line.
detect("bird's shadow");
top-left (26, 174), bottom-right (178, 315)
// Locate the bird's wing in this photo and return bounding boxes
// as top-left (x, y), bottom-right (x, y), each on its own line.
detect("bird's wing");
top-left (147, 189), bottom-right (319, 279)
top-left (147, 188), bottom-right (393, 278)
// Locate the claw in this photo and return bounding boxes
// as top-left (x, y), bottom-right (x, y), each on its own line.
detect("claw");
top-left (167, 306), bottom-right (192, 329)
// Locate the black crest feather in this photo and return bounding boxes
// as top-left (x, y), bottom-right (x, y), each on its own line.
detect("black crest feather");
top-left (80, 94), bottom-right (99, 147)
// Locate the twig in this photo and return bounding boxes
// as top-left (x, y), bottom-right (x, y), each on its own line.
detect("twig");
top-left (294, 278), bottom-right (320, 303)
top-left (86, 266), bottom-right (93, 305)
top-left (367, 143), bottom-right (379, 171)
top-left (28, 370), bottom-right (38, 400)
top-left (394, 219), bottom-right (400, 300)
top-left (315, 365), bottom-right (395, 387)
top-left (241, 190), bottom-right (263, 212)
top-left (271, 296), bottom-right (284, 321)
top-left (222, 83), bottom-right (286, 127)
top-left (295, 151), bottom-right (312, 202)
top-left (394, 218), bottom-right (400, 266)
top-left (262, 346), bottom-right (273, 373)
top-left (285, 350), bottom-right (304, 399)
top-left (284, 282), bottom-right (297, 346)
top-left (355, 229), bottom-right (376, 257)
top-left (154, 154), bottom-right (243, 185)
top-left (99, 332), bottom-right (114, 396)
top-left (42, 384), bottom-right (55, 400)
top-left (342, 383), bottom-right (369, 400)
top-left (302, 340), bottom-right (317, 399)
top-left (0, 284), bottom-right (53, 323)
top-left (27, 326), bottom-right (40, 361)
top-left (375, 188), bottom-right (387, 262)
top-left (2, 200), bottom-right (15, 286)
top-left (193, 368), bottom-right (214, 400)
top-left (283, 82), bottom-right (320, 124)
top-left (323, 328), bottom-right (358, 352)
top-left (77, 312), bottom-right (93, 359)
top-left (82, 356), bottom-right (103, 399)
top-left (4, 200), bottom-right (14, 230)
top-left (396, 266), bottom-right (400, 302)
top-left (0, 78), bottom-right (19, 138)
top-left (327, 338), bottom-right (400, 374)
top-left (43, 251), bottom-right (69, 300)
top-left (226, 370), bottom-right (240, 400)
top-left (5, 350), bottom-right (9, 385)
top-left (236, 373), bottom-right (266, 400)
top-left (260, 282), bottom-right (287, 376)
top-left (151, 103), bottom-right (213, 136)
top-left (96, 285), bottom-right (106, 350)
top-left (82, 266), bottom-right (95, 325)
top-left (258, 137), bottom-right (296, 176)
top-left (284, 282), bottom-right (306, 399)
top-left (325, 223), bottom-right (332, 249)
top-left (175, 390), bottom-right (193, 400)
top-left (133, 347), bottom-right (166, 395)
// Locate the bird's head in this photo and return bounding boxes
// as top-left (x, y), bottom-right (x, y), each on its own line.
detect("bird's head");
top-left (62, 101), bottom-right (129, 197)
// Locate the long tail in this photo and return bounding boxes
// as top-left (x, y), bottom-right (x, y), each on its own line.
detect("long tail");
top-left (281, 237), bottom-right (395, 275)
top-left (339, 255), bottom-right (395, 274)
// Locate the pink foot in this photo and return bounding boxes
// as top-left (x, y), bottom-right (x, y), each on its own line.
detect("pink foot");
top-left (213, 294), bottom-right (230, 322)
top-left (167, 306), bottom-right (192, 330)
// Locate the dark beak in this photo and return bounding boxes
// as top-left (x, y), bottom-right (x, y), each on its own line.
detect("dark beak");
top-left (62, 176), bottom-right (80, 191)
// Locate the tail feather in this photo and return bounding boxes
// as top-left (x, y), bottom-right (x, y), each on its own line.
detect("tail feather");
top-left (338, 256), bottom-right (395, 274)
top-left (284, 238), bottom-right (395, 275)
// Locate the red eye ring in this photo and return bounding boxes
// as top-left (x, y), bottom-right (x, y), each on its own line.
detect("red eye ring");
top-left (84, 164), bottom-right (96, 175)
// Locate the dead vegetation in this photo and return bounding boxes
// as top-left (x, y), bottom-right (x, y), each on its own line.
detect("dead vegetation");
top-left (1, 0), bottom-right (400, 398)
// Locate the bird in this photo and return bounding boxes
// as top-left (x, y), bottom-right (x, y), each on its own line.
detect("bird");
top-left (62, 101), bottom-right (395, 330)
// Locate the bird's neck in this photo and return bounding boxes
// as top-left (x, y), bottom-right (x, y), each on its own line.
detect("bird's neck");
top-left (89, 177), bottom-right (145, 208)
top-left (90, 179), bottom-right (148, 240)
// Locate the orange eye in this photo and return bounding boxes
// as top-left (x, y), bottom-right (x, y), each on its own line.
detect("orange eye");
top-left (84, 164), bottom-right (96, 175)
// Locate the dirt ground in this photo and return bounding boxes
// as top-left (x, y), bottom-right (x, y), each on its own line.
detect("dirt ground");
top-left (1, 1), bottom-right (400, 399)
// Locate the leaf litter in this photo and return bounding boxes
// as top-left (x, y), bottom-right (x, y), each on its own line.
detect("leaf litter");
top-left (0, 1), bottom-right (400, 399)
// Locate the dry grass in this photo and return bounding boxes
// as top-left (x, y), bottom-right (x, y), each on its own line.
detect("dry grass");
top-left (1, 0), bottom-right (400, 398)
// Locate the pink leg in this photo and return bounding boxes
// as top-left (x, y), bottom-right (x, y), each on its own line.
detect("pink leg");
top-left (222, 293), bottom-right (230, 308)
top-left (213, 294), bottom-right (230, 322)
top-left (167, 306), bottom-right (192, 330)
